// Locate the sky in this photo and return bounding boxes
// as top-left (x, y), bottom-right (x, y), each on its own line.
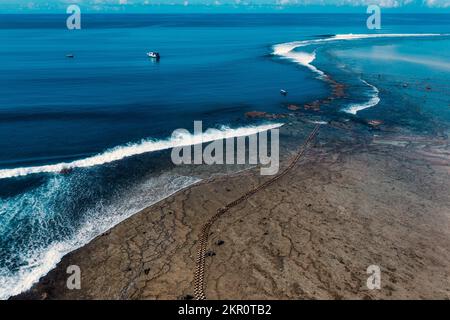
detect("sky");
top-left (0, 0), bottom-right (449, 13)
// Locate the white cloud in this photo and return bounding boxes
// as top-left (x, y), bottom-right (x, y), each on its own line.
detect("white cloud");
top-left (3, 0), bottom-right (450, 10)
top-left (274, 0), bottom-right (449, 8)
top-left (423, 0), bottom-right (450, 7)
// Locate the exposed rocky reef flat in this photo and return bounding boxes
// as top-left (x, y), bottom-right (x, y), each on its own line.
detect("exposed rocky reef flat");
top-left (13, 122), bottom-right (450, 300)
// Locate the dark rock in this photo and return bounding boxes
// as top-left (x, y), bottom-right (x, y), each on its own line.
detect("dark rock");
top-left (205, 250), bottom-right (216, 257)
top-left (368, 119), bottom-right (383, 126)
top-left (245, 111), bottom-right (267, 118)
top-left (59, 167), bottom-right (73, 175)
top-left (245, 110), bottom-right (286, 120)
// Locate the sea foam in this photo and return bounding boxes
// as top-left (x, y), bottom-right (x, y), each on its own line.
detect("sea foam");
top-left (0, 123), bottom-right (283, 180)
top-left (272, 33), bottom-right (446, 114)
top-left (0, 173), bottom-right (200, 300)
top-left (343, 79), bottom-right (380, 115)
top-left (272, 33), bottom-right (446, 74)
top-left (0, 122), bottom-right (283, 299)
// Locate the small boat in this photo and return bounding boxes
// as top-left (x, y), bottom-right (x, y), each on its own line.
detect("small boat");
top-left (280, 89), bottom-right (288, 96)
top-left (147, 52), bottom-right (160, 59)
top-left (66, 54), bottom-right (74, 58)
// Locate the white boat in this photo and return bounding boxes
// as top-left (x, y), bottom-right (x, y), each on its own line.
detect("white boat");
top-left (147, 52), bottom-right (160, 59)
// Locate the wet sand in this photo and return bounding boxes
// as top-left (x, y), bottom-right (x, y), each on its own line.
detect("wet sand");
top-left (13, 121), bottom-right (450, 300)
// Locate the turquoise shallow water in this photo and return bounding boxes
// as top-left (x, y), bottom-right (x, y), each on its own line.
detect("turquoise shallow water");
top-left (0, 13), bottom-right (449, 299)
top-left (323, 36), bottom-right (450, 131)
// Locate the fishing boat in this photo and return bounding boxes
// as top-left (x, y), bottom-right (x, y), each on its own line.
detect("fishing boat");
top-left (147, 52), bottom-right (160, 59)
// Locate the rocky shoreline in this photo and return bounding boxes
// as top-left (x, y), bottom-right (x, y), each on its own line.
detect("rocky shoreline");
top-left (11, 60), bottom-right (450, 300)
top-left (12, 119), bottom-right (450, 300)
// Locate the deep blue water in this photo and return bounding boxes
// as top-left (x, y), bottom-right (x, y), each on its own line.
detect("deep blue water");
top-left (0, 13), bottom-right (449, 299)
top-left (0, 14), bottom-right (331, 168)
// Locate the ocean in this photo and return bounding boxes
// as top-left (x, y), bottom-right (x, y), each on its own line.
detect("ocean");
top-left (0, 13), bottom-right (449, 299)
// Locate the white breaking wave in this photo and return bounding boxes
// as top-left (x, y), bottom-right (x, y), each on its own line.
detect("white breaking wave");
top-left (272, 33), bottom-right (446, 75)
top-left (343, 79), bottom-right (380, 115)
top-left (0, 123), bottom-right (283, 180)
top-left (309, 120), bottom-right (328, 125)
top-left (0, 173), bottom-right (200, 300)
top-left (272, 33), bottom-right (447, 113)
top-left (273, 45), bottom-right (324, 76)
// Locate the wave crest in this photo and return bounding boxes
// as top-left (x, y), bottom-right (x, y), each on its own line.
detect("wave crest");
top-left (272, 33), bottom-right (446, 114)
top-left (343, 79), bottom-right (380, 114)
top-left (272, 33), bottom-right (446, 74)
top-left (0, 123), bottom-right (283, 180)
